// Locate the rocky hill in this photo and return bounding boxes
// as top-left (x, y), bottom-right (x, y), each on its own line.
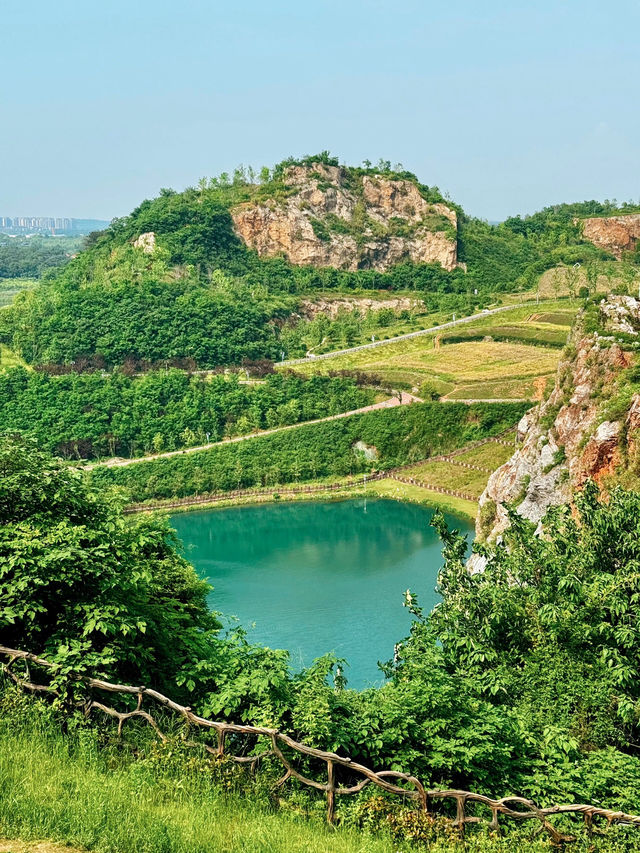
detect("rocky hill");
top-left (475, 295), bottom-right (640, 547)
top-left (231, 164), bottom-right (459, 272)
top-left (582, 214), bottom-right (640, 259)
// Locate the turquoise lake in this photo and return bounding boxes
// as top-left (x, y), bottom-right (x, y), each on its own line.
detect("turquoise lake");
top-left (170, 498), bottom-right (473, 688)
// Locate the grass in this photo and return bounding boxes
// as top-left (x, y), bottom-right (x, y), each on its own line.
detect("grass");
top-left (296, 339), bottom-right (558, 397)
top-left (368, 479), bottom-right (478, 521)
top-left (0, 345), bottom-right (26, 369)
top-left (2, 701), bottom-right (637, 853)
top-left (398, 461), bottom-right (490, 499)
top-left (0, 842), bottom-right (85, 853)
top-left (535, 265), bottom-right (630, 299)
top-left (443, 377), bottom-right (544, 400)
top-left (0, 278), bottom-right (36, 308)
top-left (439, 321), bottom-right (570, 348)
top-left (0, 723), bottom-right (395, 853)
top-left (454, 440), bottom-right (515, 469)
top-left (289, 301), bottom-right (571, 398)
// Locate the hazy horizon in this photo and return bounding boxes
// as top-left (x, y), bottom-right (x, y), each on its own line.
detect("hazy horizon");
top-left (2, 0), bottom-right (639, 222)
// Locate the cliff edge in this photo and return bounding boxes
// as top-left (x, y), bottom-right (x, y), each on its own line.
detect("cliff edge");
top-left (475, 295), bottom-right (640, 549)
top-left (582, 214), bottom-right (640, 259)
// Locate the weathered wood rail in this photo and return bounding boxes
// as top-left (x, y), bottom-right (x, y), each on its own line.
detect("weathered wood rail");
top-left (2, 646), bottom-right (639, 845)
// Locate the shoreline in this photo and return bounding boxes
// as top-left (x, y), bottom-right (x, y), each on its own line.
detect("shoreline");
top-left (130, 477), bottom-right (478, 522)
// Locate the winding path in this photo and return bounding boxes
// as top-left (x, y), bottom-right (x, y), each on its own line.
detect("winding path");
top-left (279, 303), bottom-right (519, 366)
top-left (85, 392), bottom-right (422, 471)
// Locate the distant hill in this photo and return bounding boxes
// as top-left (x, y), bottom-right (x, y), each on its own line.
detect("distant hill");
top-left (1, 153), bottom-right (638, 371)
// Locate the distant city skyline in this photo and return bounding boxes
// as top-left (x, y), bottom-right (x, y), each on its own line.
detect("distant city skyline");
top-left (0, 216), bottom-right (109, 236)
top-left (1, 0), bottom-right (638, 222)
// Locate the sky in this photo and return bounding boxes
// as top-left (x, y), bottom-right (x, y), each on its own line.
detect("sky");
top-left (1, 0), bottom-right (639, 222)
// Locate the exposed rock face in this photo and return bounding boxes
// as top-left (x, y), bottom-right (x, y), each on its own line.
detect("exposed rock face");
top-left (133, 232), bottom-right (156, 254)
top-left (582, 214), bottom-right (640, 259)
top-left (476, 296), bottom-right (640, 544)
top-left (298, 295), bottom-right (423, 320)
top-left (231, 165), bottom-right (458, 272)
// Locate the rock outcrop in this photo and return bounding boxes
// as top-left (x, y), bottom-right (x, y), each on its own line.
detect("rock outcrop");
top-left (582, 214), bottom-right (640, 259)
top-left (298, 295), bottom-right (423, 320)
top-left (231, 165), bottom-right (459, 272)
top-left (475, 296), bottom-right (640, 546)
top-left (133, 232), bottom-right (156, 254)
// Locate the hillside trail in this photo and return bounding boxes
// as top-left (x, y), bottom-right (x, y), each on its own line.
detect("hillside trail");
top-left (84, 391), bottom-right (423, 471)
top-left (277, 304), bottom-right (519, 367)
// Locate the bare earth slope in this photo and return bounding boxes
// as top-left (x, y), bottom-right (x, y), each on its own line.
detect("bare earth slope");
top-left (582, 214), bottom-right (640, 258)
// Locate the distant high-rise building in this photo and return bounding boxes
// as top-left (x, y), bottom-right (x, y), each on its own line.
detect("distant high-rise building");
top-left (0, 215), bottom-right (109, 235)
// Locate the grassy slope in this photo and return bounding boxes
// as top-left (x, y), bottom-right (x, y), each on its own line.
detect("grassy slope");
top-left (1, 723), bottom-right (635, 853)
top-left (0, 727), bottom-right (392, 853)
top-left (0, 278), bottom-right (37, 308)
top-left (140, 479), bottom-right (480, 522)
top-left (287, 301), bottom-right (574, 398)
top-left (0, 345), bottom-right (26, 369)
top-left (369, 479), bottom-right (478, 520)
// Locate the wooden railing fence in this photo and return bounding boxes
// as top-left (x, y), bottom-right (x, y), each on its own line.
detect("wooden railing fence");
top-left (2, 646), bottom-right (640, 845)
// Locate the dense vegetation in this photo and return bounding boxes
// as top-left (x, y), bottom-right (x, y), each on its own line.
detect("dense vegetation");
top-left (6, 436), bottom-right (640, 848)
top-left (0, 368), bottom-right (373, 459)
top-left (0, 262), bottom-right (288, 369)
top-left (2, 155), bottom-right (637, 371)
top-left (88, 402), bottom-right (529, 501)
top-left (6, 707), bottom-right (628, 853)
top-left (0, 234), bottom-right (83, 279)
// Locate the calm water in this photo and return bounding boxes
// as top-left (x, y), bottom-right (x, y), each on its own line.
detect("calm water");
top-left (171, 499), bottom-right (473, 688)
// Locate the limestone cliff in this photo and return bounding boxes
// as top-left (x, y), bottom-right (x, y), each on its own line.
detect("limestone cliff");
top-left (582, 214), bottom-right (640, 259)
top-left (231, 164), bottom-right (459, 272)
top-left (475, 296), bottom-right (640, 548)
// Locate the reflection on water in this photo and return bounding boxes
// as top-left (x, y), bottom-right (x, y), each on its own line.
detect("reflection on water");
top-left (171, 499), bottom-right (473, 688)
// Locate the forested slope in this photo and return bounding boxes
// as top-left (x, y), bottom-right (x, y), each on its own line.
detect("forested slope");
top-left (1, 154), bottom-right (637, 372)
top-left (88, 401), bottom-right (528, 501)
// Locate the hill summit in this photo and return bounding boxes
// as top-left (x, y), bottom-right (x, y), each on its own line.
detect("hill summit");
top-left (230, 163), bottom-right (459, 272)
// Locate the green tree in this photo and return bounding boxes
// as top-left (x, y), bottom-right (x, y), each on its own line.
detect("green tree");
top-left (0, 434), bottom-right (218, 695)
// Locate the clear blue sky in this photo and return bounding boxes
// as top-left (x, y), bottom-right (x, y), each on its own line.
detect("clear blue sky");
top-left (1, 0), bottom-right (638, 221)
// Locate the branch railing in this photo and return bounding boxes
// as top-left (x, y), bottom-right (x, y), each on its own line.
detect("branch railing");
top-left (2, 645), bottom-right (639, 845)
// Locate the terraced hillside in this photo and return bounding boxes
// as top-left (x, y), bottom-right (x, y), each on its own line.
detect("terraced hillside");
top-left (289, 301), bottom-right (575, 399)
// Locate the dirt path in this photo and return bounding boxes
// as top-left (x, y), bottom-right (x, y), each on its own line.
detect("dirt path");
top-left (85, 392), bottom-right (422, 471)
top-left (278, 304), bottom-right (520, 367)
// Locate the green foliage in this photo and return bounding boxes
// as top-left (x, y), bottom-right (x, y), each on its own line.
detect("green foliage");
top-left (0, 369), bottom-right (372, 459)
top-left (89, 402), bottom-right (528, 502)
top-left (0, 235), bottom-right (82, 279)
top-left (9, 437), bottom-right (640, 818)
top-left (477, 498), bottom-right (497, 539)
top-left (4, 268), bottom-right (286, 369)
top-left (410, 485), bottom-right (640, 805)
top-left (504, 200), bottom-right (640, 240)
top-left (419, 380), bottom-right (442, 401)
top-left (0, 435), bottom-right (220, 694)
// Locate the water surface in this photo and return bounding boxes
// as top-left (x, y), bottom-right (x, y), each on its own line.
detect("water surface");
top-left (171, 498), bottom-right (473, 688)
